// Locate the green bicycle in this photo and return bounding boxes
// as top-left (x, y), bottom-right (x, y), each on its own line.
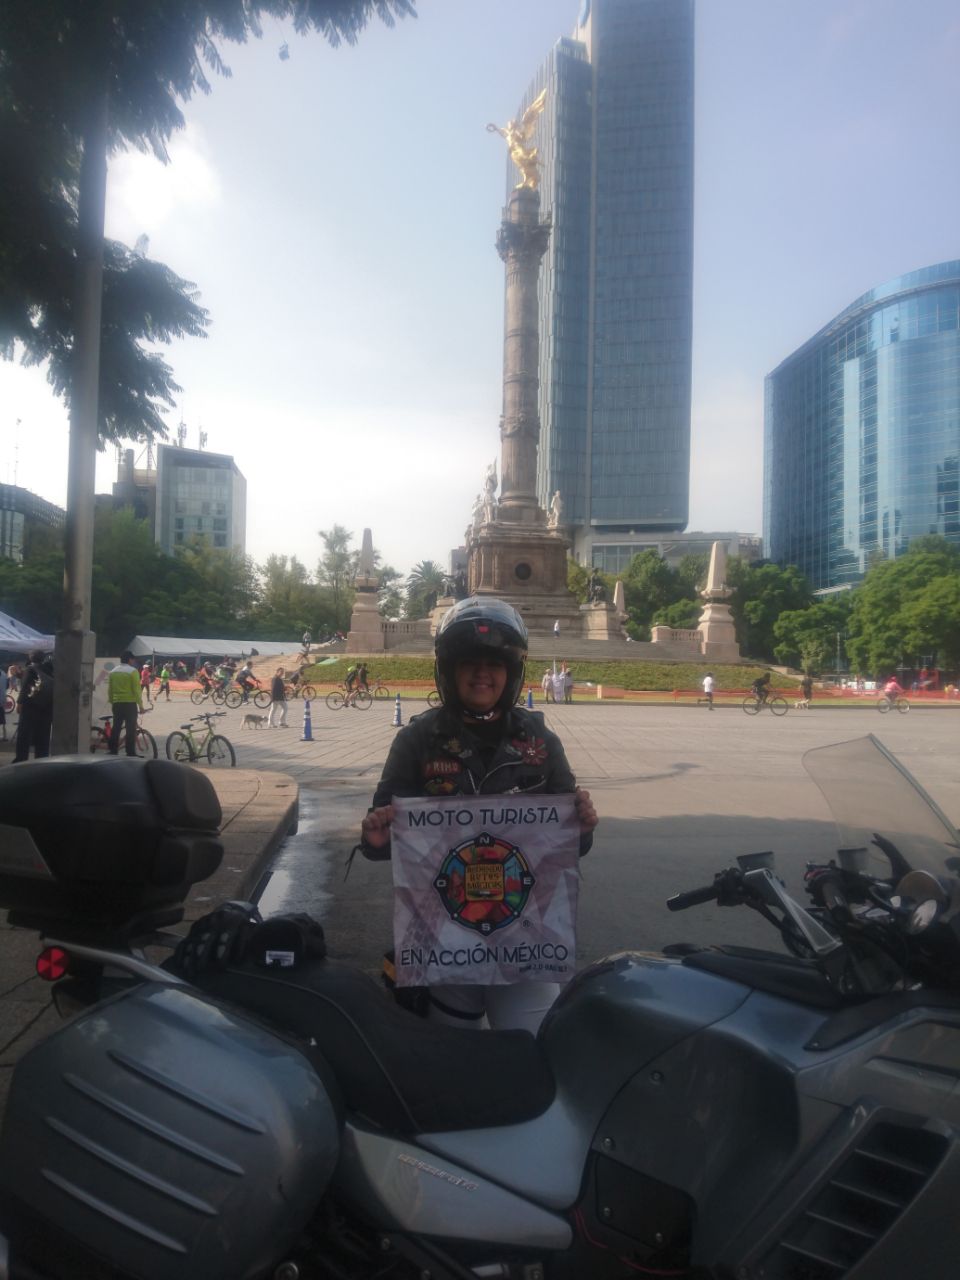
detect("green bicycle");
top-left (165, 712), bottom-right (236, 767)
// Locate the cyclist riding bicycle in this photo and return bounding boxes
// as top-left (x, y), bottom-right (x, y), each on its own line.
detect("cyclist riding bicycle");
top-left (345, 664), bottom-right (359, 696)
top-left (356, 662), bottom-right (369, 692)
top-left (235, 661), bottom-right (259, 703)
top-left (751, 673), bottom-right (772, 703)
top-left (883, 677), bottom-right (905, 700)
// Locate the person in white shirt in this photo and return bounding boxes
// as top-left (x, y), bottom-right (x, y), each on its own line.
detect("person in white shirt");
top-left (701, 671), bottom-right (715, 710)
top-left (541, 667), bottom-right (554, 703)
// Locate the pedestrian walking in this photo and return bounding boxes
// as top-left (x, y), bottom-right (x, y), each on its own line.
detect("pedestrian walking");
top-left (140, 662), bottom-right (153, 705)
top-left (13, 650), bottom-right (54, 762)
top-left (796, 674), bottom-right (814, 710)
top-left (109, 652), bottom-right (144, 756)
top-left (158, 663), bottom-right (172, 701)
top-left (562, 663), bottom-right (574, 704)
top-left (268, 667), bottom-right (288, 728)
top-left (541, 667), bottom-right (554, 703)
top-left (701, 671), bottom-right (714, 710)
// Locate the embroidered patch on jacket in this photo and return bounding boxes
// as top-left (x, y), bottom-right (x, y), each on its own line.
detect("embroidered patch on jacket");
top-left (511, 736), bottom-right (547, 765)
top-left (423, 759), bottom-right (461, 777)
top-left (424, 778), bottom-right (459, 796)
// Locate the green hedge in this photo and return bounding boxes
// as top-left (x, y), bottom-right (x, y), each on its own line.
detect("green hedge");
top-left (303, 656), bottom-right (792, 691)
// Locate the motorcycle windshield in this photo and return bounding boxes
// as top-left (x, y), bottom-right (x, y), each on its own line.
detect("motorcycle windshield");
top-left (802, 735), bottom-right (960, 880)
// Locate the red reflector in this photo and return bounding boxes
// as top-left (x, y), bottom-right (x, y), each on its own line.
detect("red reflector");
top-left (477, 624), bottom-right (489, 633)
top-left (37, 946), bottom-right (70, 982)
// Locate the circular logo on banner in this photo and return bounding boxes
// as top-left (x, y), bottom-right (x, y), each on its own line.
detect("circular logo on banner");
top-left (433, 832), bottom-right (536, 935)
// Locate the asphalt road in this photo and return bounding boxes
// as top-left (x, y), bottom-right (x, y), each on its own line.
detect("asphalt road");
top-left (136, 693), bottom-right (960, 979)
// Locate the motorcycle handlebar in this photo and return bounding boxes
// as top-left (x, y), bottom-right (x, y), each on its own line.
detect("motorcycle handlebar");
top-left (666, 881), bottom-right (719, 912)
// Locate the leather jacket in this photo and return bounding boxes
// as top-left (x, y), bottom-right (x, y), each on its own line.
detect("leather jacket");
top-left (364, 705), bottom-right (591, 859)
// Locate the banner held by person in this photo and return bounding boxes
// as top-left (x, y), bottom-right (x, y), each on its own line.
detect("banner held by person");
top-left (390, 793), bottom-right (580, 987)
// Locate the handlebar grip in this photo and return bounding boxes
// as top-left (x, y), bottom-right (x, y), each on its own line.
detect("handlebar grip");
top-left (666, 882), bottom-right (719, 912)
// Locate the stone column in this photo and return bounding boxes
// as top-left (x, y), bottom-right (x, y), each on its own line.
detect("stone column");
top-left (496, 186), bottom-right (551, 524)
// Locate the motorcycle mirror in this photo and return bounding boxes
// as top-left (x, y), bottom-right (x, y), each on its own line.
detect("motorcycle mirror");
top-left (737, 851), bottom-right (775, 872)
top-left (897, 869), bottom-right (949, 907)
top-left (906, 899), bottom-right (940, 936)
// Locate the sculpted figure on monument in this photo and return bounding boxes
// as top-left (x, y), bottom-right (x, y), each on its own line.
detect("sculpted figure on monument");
top-left (482, 461), bottom-right (499, 524)
top-left (486, 89), bottom-right (547, 190)
top-left (589, 568), bottom-right (608, 605)
top-left (548, 490), bottom-right (563, 528)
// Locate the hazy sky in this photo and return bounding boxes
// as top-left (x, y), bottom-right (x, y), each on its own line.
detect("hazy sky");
top-left (3, 0), bottom-right (958, 578)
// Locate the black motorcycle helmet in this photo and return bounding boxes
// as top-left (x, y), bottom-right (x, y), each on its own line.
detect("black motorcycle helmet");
top-left (435, 597), bottom-right (528, 715)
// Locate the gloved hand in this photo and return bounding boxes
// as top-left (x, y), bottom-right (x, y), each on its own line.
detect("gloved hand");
top-left (172, 900), bottom-right (263, 981)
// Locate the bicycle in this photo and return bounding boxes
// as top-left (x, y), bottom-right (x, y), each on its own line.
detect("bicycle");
top-left (742, 692), bottom-right (789, 716)
top-left (325, 684), bottom-right (372, 711)
top-left (370, 677), bottom-right (391, 700)
top-left (877, 695), bottom-right (910, 714)
top-left (90, 709), bottom-right (158, 758)
top-left (225, 682), bottom-right (271, 710)
top-left (165, 712), bottom-right (236, 766)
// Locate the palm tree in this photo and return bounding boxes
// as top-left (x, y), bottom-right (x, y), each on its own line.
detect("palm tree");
top-left (405, 560), bottom-right (446, 620)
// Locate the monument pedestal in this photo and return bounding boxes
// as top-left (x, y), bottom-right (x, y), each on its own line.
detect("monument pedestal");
top-left (580, 602), bottom-right (621, 641)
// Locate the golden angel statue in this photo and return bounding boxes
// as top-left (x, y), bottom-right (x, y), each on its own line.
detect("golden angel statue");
top-left (486, 89), bottom-right (547, 189)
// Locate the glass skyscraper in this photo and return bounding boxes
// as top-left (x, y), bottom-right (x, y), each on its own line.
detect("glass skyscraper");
top-left (155, 445), bottom-right (247, 557)
top-left (764, 261), bottom-right (960, 590)
top-left (515, 0), bottom-right (695, 564)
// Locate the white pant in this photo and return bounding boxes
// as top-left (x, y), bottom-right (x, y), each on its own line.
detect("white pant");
top-left (426, 982), bottom-right (561, 1033)
top-left (268, 700), bottom-right (287, 727)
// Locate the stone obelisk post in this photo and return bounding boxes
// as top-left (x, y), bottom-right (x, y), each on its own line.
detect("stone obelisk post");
top-left (697, 540), bottom-right (741, 661)
top-left (496, 186), bottom-right (551, 524)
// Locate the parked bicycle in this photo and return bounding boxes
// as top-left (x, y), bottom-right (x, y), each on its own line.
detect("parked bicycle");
top-left (369, 677), bottom-right (391, 700)
top-left (877, 695), bottom-right (910, 714)
top-left (165, 712), bottom-right (236, 766)
top-left (427, 689), bottom-right (442, 708)
top-left (325, 684), bottom-right (372, 710)
top-left (90, 710), bottom-right (158, 758)
top-left (742, 692), bottom-right (789, 716)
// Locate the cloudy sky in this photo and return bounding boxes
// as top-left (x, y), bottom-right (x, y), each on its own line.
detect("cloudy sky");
top-left (3, 0), bottom-right (958, 578)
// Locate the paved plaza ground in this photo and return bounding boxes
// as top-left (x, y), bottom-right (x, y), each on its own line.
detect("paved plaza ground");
top-left (124, 692), bottom-right (960, 973)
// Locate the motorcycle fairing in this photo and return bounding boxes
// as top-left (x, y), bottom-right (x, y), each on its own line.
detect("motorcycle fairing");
top-left (334, 1121), bottom-right (572, 1250)
top-left (191, 956), bottom-right (556, 1132)
top-left (596, 988), bottom-right (960, 1276)
top-left (0, 983), bottom-right (340, 1280)
top-left (419, 952), bottom-right (752, 1210)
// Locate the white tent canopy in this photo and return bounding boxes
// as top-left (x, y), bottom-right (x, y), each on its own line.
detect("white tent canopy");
top-left (126, 636), bottom-right (299, 661)
top-left (0, 610), bottom-right (55, 653)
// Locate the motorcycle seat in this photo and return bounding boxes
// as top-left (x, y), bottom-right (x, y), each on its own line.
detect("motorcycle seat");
top-left (193, 957), bottom-right (557, 1135)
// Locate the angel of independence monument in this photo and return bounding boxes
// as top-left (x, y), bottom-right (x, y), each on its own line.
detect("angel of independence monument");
top-left (349, 97), bottom-right (740, 663)
top-left (462, 94), bottom-right (617, 641)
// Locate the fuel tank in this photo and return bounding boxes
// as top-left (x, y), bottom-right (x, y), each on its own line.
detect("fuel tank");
top-left (0, 983), bottom-right (340, 1280)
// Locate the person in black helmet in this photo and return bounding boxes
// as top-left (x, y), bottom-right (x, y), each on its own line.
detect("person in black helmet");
top-left (360, 596), bottom-right (598, 1032)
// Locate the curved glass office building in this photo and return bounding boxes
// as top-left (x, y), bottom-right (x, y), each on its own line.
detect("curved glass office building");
top-left (764, 261), bottom-right (960, 589)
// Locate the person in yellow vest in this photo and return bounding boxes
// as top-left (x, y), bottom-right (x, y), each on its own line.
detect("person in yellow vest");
top-left (108, 651), bottom-right (144, 756)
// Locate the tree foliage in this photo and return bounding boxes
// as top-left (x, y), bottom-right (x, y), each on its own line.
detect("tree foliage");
top-left (845, 537), bottom-right (960, 675)
top-left (317, 524), bottom-right (357, 632)
top-left (405, 559), bottom-right (445, 620)
top-left (725, 559), bottom-right (812, 661)
top-left (0, 0), bottom-right (416, 446)
top-left (773, 596), bottom-right (854, 673)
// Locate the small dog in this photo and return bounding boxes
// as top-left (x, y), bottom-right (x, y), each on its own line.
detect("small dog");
top-left (242, 713), bottom-right (267, 729)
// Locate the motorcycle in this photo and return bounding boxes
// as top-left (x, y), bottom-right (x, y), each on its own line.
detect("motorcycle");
top-left (0, 734), bottom-right (958, 1280)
